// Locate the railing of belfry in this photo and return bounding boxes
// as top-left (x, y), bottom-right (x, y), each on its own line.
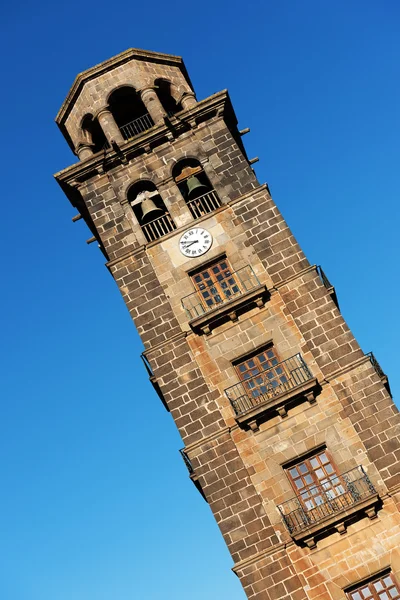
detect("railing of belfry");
top-left (180, 449), bottom-right (194, 475)
top-left (186, 190), bottom-right (221, 219)
top-left (141, 212), bottom-right (176, 243)
top-left (120, 113), bottom-right (154, 140)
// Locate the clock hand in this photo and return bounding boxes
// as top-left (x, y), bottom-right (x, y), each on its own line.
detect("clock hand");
top-left (182, 240), bottom-right (199, 248)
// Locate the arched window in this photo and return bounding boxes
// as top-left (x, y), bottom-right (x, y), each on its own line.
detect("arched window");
top-left (128, 181), bottom-right (176, 243)
top-left (81, 114), bottom-right (108, 153)
top-left (173, 159), bottom-right (221, 219)
top-left (154, 79), bottom-right (182, 116)
top-left (108, 86), bottom-right (153, 140)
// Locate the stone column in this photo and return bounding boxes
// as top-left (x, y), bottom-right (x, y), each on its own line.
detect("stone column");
top-left (158, 180), bottom-right (193, 229)
top-left (96, 107), bottom-right (124, 145)
top-left (180, 92), bottom-right (197, 110)
top-left (140, 87), bottom-right (166, 124)
top-left (76, 142), bottom-right (94, 161)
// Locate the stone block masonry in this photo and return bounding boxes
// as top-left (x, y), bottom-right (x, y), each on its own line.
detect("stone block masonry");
top-left (55, 47), bottom-right (400, 600)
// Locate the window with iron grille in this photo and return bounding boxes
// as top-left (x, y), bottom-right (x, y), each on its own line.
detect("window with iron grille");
top-left (346, 572), bottom-right (400, 600)
top-left (191, 258), bottom-right (240, 309)
top-left (235, 346), bottom-right (289, 398)
top-left (285, 449), bottom-right (345, 511)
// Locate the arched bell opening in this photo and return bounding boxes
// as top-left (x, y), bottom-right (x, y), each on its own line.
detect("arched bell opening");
top-left (154, 79), bottom-right (182, 117)
top-left (128, 181), bottom-right (176, 243)
top-left (172, 159), bottom-right (221, 219)
top-left (81, 114), bottom-right (108, 153)
top-left (108, 86), bottom-right (154, 141)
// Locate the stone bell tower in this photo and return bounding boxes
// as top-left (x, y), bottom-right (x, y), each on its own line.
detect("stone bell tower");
top-left (55, 48), bottom-right (400, 600)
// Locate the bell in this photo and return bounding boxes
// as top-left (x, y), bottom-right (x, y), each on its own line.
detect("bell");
top-left (186, 176), bottom-right (209, 200)
top-left (141, 198), bottom-right (164, 223)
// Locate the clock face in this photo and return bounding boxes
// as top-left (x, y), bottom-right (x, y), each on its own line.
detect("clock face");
top-left (179, 228), bottom-right (213, 258)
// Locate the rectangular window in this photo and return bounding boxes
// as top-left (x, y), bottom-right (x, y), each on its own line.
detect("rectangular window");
top-left (235, 346), bottom-right (289, 399)
top-left (285, 449), bottom-right (345, 511)
top-left (347, 573), bottom-right (400, 600)
top-left (191, 258), bottom-right (240, 309)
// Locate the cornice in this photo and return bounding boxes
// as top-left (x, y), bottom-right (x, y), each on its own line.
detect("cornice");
top-left (232, 541), bottom-right (290, 573)
top-left (323, 354), bottom-right (371, 382)
top-left (54, 90), bottom-right (231, 186)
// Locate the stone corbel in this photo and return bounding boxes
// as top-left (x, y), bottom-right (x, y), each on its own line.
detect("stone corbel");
top-left (248, 420), bottom-right (260, 433)
top-left (304, 537), bottom-right (317, 550)
top-left (228, 310), bottom-right (238, 323)
top-left (69, 179), bottom-right (83, 190)
top-left (335, 522), bottom-right (347, 535)
top-left (276, 406), bottom-right (288, 418)
top-left (201, 325), bottom-right (212, 336)
top-left (365, 506), bottom-right (378, 519)
top-left (305, 391), bottom-right (317, 405)
top-left (255, 297), bottom-right (265, 309)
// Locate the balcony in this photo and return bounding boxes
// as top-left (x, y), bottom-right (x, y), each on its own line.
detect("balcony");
top-left (182, 265), bottom-right (268, 335)
top-left (366, 351), bottom-right (392, 396)
top-left (141, 212), bottom-right (176, 243)
top-left (225, 353), bottom-right (318, 431)
top-left (316, 265), bottom-right (339, 310)
top-left (278, 466), bottom-right (379, 549)
top-left (186, 190), bottom-right (221, 219)
top-left (179, 449), bottom-right (207, 501)
top-left (120, 113), bottom-right (154, 140)
top-left (140, 354), bottom-right (169, 412)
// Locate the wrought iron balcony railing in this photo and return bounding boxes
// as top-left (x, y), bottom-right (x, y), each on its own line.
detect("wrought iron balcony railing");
top-left (180, 449), bottom-right (194, 475)
top-left (141, 212), bottom-right (176, 243)
top-left (367, 352), bottom-right (386, 380)
top-left (316, 265), bottom-right (339, 309)
top-left (316, 265), bottom-right (333, 292)
top-left (120, 113), bottom-right (154, 140)
top-left (225, 353), bottom-right (314, 417)
top-left (278, 466), bottom-right (377, 537)
top-left (140, 354), bottom-right (169, 412)
top-left (182, 265), bottom-right (261, 320)
top-left (186, 190), bottom-right (221, 219)
top-left (367, 351), bottom-right (391, 396)
top-left (179, 449), bottom-right (207, 501)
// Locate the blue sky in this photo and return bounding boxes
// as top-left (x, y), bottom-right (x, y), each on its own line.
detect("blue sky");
top-left (0, 1), bottom-right (399, 599)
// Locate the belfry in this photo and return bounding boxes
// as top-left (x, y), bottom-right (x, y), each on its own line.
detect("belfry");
top-left (55, 48), bottom-right (400, 600)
